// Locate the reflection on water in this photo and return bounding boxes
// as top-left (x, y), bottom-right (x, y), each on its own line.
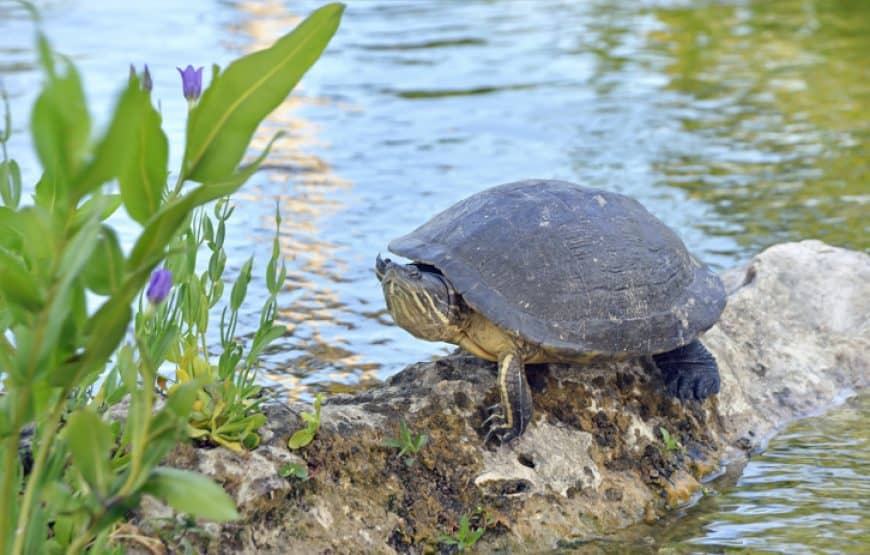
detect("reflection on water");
top-left (0, 0), bottom-right (865, 394)
top-left (650, 1), bottom-right (870, 259)
top-left (563, 394), bottom-right (870, 554)
top-left (653, 393), bottom-right (870, 554)
top-left (0, 0), bottom-right (867, 551)
top-left (220, 0), bottom-right (376, 398)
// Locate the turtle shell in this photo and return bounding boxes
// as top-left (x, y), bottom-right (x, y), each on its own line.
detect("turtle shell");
top-left (389, 180), bottom-right (726, 356)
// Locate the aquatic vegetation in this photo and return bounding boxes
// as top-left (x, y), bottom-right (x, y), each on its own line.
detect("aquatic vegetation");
top-left (0, 3), bottom-right (343, 552)
top-left (288, 393), bottom-right (324, 449)
top-left (383, 418), bottom-right (428, 467)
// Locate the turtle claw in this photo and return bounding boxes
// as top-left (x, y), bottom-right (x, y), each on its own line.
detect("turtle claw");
top-left (484, 423), bottom-right (518, 445)
top-left (482, 405), bottom-right (520, 445)
top-left (482, 406), bottom-right (506, 444)
top-left (483, 425), bottom-right (502, 445)
top-left (482, 410), bottom-right (504, 429)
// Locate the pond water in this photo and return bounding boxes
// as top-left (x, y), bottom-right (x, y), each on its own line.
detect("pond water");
top-left (590, 393), bottom-right (869, 555)
top-left (1, 0), bottom-right (867, 552)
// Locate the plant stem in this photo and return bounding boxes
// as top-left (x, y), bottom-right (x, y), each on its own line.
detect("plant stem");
top-left (114, 336), bottom-right (156, 499)
top-left (0, 431), bottom-right (21, 550)
top-left (11, 398), bottom-right (67, 555)
top-left (169, 170), bottom-right (186, 199)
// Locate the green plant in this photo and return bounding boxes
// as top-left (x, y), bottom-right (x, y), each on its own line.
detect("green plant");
top-left (288, 393), bottom-right (324, 449)
top-left (384, 419), bottom-right (428, 467)
top-left (0, 3), bottom-right (343, 552)
top-left (659, 426), bottom-right (684, 453)
top-left (438, 513), bottom-right (486, 552)
top-left (152, 201), bottom-right (287, 453)
top-left (278, 462), bottom-right (310, 481)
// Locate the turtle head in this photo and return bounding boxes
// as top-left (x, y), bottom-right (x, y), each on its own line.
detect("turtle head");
top-left (375, 255), bottom-right (463, 342)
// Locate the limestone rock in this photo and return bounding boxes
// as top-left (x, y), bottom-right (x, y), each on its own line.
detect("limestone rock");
top-left (136, 241), bottom-right (869, 553)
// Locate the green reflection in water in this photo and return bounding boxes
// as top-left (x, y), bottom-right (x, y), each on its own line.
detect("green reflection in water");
top-left (649, 0), bottom-right (869, 257)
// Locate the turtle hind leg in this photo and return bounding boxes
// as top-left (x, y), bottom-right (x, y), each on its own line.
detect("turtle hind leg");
top-left (653, 339), bottom-right (720, 401)
top-left (483, 351), bottom-right (533, 444)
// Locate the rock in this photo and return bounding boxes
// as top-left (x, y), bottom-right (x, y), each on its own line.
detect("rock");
top-left (136, 241), bottom-right (869, 553)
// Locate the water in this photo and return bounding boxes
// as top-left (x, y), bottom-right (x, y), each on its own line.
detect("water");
top-left (645, 393), bottom-right (870, 554)
top-left (0, 0), bottom-right (867, 551)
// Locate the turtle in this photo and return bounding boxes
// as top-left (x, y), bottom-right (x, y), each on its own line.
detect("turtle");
top-left (375, 179), bottom-right (726, 443)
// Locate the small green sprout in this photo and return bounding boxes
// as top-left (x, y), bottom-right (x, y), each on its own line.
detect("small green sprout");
top-left (438, 514), bottom-right (485, 552)
top-left (383, 419), bottom-right (428, 467)
top-left (659, 427), bottom-right (684, 452)
top-left (278, 462), bottom-right (309, 481)
top-left (288, 393), bottom-right (324, 449)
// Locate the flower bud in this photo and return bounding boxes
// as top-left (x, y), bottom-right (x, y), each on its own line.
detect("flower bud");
top-left (146, 268), bottom-right (173, 305)
top-left (142, 64), bottom-right (153, 92)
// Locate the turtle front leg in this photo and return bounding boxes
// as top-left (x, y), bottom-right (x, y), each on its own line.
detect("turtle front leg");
top-left (483, 351), bottom-right (533, 444)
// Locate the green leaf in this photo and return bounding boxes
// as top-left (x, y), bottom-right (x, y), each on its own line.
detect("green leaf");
top-left (31, 33), bottom-right (90, 211)
top-left (81, 225), bottom-right (125, 295)
top-left (142, 467), bottom-right (239, 521)
top-left (278, 462), bottom-right (308, 480)
top-left (116, 345), bottom-right (137, 392)
top-left (181, 3), bottom-right (343, 182)
top-left (230, 257), bottom-right (253, 312)
top-left (165, 381), bottom-right (199, 420)
top-left (127, 192), bottom-right (197, 272)
top-left (72, 81), bottom-right (145, 199)
top-left (208, 247), bottom-right (226, 283)
top-left (215, 412), bottom-right (267, 435)
top-left (41, 482), bottom-right (79, 514)
top-left (0, 247), bottom-right (44, 310)
top-left (197, 130), bottom-right (285, 202)
top-left (288, 394), bottom-right (322, 449)
top-left (71, 193), bottom-right (123, 231)
top-left (65, 410), bottom-right (114, 496)
top-left (118, 93), bottom-right (168, 224)
top-left (246, 324), bottom-right (285, 362)
top-left (399, 419), bottom-right (410, 444)
top-left (56, 195), bottom-right (104, 281)
top-left (241, 433), bottom-right (260, 450)
top-left (201, 214), bottom-right (214, 244)
top-left (56, 276), bottom-right (87, 357)
top-left (127, 149), bottom-right (276, 274)
top-left (0, 159), bottom-right (21, 209)
top-left (37, 199), bottom-right (104, 371)
top-left (59, 296), bottom-right (132, 386)
top-left (287, 429), bottom-right (314, 450)
top-left (149, 323), bottom-right (179, 364)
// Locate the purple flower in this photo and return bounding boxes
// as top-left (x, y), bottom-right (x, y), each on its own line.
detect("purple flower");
top-left (176, 65), bottom-right (203, 102)
top-left (129, 64), bottom-right (153, 92)
top-left (146, 268), bottom-right (173, 305)
top-left (142, 64), bottom-right (153, 92)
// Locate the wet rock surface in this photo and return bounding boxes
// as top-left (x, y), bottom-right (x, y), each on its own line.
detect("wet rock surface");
top-left (134, 241), bottom-right (869, 553)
